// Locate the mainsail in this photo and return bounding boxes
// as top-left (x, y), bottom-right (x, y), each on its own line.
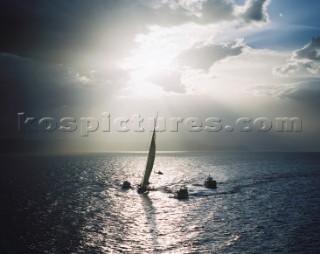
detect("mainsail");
top-left (139, 115), bottom-right (157, 191)
top-left (140, 128), bottom-right (156, 189)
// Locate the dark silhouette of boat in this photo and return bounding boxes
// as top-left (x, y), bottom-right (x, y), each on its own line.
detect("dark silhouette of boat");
top-left (138, 114), bottom-right (157, 194)
top-left (122, 180), bottom-right (131, 189)
top-left (174, 186), bottom-right (189, 199)
top-left (204, 175), bottom-right (217, 189)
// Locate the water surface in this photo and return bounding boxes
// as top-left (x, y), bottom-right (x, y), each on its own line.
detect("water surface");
top-left (1, 152), bottom-right (319, 253)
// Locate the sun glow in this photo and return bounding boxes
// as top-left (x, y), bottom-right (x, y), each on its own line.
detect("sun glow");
top-left (124, 47), bottom-right (178, 78)
top-left (119, 52), bottom-right (178, 97)
top-left (118, 26), bottom-right (201, 96)
top-left (119, 45), bottom-right (180, 96)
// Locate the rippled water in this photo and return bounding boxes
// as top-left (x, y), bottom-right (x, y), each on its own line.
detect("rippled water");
top-left (1, 152), bottom-right (320, 253)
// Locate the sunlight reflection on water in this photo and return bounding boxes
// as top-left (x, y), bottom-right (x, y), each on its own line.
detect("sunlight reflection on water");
top-left (77, 154), bottom-right (228, 253)
top-left (74, 152), bottom-right (320, 253)
top-left (1, 152), bottom-right (319, 253)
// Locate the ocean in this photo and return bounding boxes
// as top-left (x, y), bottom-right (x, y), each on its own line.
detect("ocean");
top-left (1, 152), bottom-right (319, 253)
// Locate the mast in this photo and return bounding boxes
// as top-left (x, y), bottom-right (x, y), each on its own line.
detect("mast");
top-left (140, 113), bottom-right (158, 190)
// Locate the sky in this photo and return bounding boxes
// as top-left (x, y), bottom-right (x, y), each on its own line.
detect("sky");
top-left (1, 0), bottom-right (320, 152)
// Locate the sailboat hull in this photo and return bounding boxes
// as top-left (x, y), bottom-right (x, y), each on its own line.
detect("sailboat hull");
top-left (137, 185), bottom-right (148, 194)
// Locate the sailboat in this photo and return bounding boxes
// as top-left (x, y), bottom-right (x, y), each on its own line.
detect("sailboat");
top-left (136, 113), bottom-right (189, 198)
top-left (137, 115), bottom-right (157, 194)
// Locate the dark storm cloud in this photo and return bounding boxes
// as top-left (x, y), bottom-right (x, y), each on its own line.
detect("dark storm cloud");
top-left (176, 40), bottom-right (245, 70)
top-left (0, 54), bottom-right (71, 117)
top-left (274, 37), bottom-right (320, 76)
top-left (0, 53), bottom-right (124, 113)
top-left (242, 0), bottom-right (270, 23)
top-left (0, 0), bottom-right (141, 63)
top-left (0, 53), bottom-right (80, 137)
top-left (294, 36), bottom-right (320, 61)
top-left (0, 0), bottom-right (269, 63)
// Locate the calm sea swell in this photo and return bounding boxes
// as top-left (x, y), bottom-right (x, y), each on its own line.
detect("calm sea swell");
top-left (1, 152), bottom-right (319, 253)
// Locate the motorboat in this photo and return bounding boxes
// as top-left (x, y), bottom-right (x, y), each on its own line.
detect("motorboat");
top-left (174, 186), bottom-right (189, 199)
top-left (204, 175), bottom-right (217, 189)
top-left (122, 181), bottom-right (131, 189)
